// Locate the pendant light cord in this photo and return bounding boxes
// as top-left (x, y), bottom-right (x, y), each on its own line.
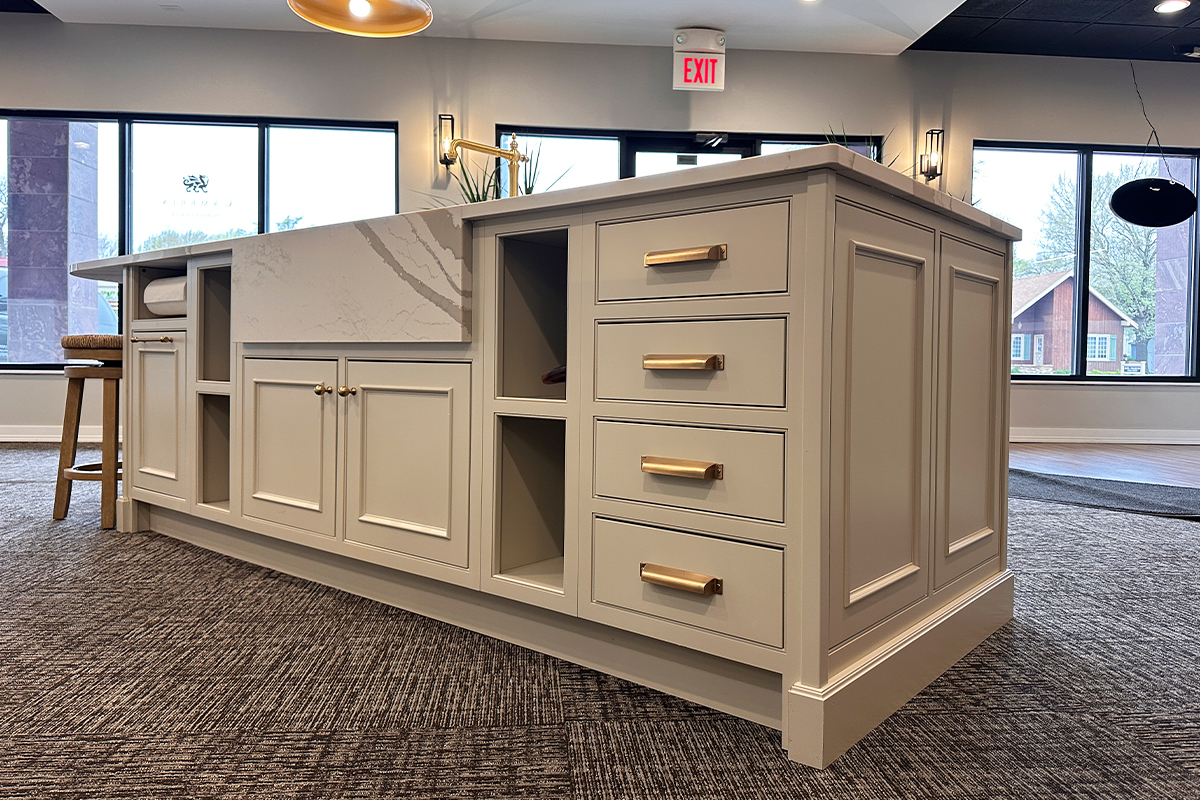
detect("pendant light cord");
top-left (1129, 60), bottom-right (1176, 182)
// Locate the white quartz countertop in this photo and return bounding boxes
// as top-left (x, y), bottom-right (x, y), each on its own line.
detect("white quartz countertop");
top-left (71, 144), bottom-right (1020, 284)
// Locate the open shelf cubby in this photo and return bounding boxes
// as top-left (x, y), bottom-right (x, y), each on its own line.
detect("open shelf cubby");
top-left (198, 267), bottom-right (232, 383)
top-left (132, 266), bottom-right (187, 322)
top-left (198, 393), bottom-right (231, 510)
top-left (496, 415), bottom-right (566, 593)
top-left (499, 230), bottom-right (568, 400)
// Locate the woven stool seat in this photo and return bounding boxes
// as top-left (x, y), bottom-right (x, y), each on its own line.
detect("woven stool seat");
top-left (61, 334), bottom-right (122, 364)
top-left (61, 334), bottom-right (122, 350)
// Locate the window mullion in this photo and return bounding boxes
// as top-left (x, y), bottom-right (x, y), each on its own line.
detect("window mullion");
top-left (1191, 156), bottom-right (1200, 378)
top-left (258, 123), bottom-right (268, 234)
top-left (1073, 150), bottom-right (1093, 377)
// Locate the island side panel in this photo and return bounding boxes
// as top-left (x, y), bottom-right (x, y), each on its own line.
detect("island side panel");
top-left (231, 208), bottom-right (472, 343)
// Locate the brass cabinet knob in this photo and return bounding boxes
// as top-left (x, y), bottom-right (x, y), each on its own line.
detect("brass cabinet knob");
top-left (338, 386), bottom-right (358, 397)
top-left (314, 384), bottom-right (333, 395)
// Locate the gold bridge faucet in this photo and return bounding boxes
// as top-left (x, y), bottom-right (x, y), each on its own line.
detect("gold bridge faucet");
top-left (442, 133), bottom-right (528, 198)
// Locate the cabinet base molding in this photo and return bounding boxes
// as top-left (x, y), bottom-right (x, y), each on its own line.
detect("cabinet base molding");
top-left (115, 497), bottom-right (151, 534)
top-left (146, 505), bottom-right (784, 732)
top-left (787, 571), bottom-right (1014, 768)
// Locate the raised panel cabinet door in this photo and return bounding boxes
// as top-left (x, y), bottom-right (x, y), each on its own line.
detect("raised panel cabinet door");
top-left (828, 200), bottom-right (936, 647)
top-left (933, 237), bottom-right (1008, 589)
top-left (343, 360), bottom-right (471, 568)
top-left (129, 332), bottom-right (188, 500)
top-left (241, 358), bottom-right (339, 537)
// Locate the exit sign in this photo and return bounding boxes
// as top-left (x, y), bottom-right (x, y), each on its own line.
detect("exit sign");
top-left (673, 53), bottom-right (725, 91)
top-left (673, 27), bottom-right (725, 92)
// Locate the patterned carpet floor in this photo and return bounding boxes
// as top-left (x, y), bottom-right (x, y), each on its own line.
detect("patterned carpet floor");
top-left (1, 442), bottom-right (1198, 799)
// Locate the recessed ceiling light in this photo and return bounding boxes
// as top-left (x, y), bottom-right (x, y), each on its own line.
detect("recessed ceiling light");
top-left (1154, 0), bottom-right (1190, 13)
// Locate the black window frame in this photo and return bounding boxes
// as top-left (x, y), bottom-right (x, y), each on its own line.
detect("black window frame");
top-left (0, 109), bottom-right (400, 371)
top-left (495, 124), bottom-right (883, 181)
top-left (975, 139), bottom-right (1200, 383)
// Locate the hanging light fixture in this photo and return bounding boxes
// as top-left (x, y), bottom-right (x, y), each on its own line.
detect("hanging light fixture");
top-left (287, 0), bottom-right (432, 37)
top-left (1109, 62), bottom-right (1198, 228)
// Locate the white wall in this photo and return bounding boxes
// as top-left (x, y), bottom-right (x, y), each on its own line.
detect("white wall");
top-left (3, 15), bottom-right (1200, 441)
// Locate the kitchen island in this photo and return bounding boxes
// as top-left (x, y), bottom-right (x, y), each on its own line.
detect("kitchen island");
top-left (73, 145), bottom-right (1020, 768)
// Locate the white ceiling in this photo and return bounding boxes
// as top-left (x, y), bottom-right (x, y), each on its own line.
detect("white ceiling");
top-left (33, 0), bottom-right (963, 56)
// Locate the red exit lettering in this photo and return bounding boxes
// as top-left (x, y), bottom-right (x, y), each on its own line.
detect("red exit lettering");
top-left (684, 56), bottom-right (719, 85)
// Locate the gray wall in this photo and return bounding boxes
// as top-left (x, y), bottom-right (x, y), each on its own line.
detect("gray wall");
top-left (3, 15), bottom-right (1200, 441)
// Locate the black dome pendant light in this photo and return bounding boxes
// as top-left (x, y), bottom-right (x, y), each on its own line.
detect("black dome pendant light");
top-left (1110, 62), bottom-right (1198, 228)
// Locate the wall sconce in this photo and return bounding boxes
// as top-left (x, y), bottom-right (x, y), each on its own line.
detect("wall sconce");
top-left (919, 129), bottom-right (944, 182)
top-left (438, 114), bottom-right (456, 166)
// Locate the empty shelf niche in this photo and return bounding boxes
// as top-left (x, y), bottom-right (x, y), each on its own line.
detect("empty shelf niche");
top-left (198, 394), bottom-right (231, 509)
top-left (198, 267), bottom-right (232, 383)
top-left (500, 230), bottom-right (568, 400)
top-left (496, 415), bottom-right (566, 592)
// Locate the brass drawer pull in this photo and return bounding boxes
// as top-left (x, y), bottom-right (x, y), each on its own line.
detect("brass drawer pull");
top-left (641, 456), bottom-right (723, 480)
top-left (644, 244), bottom-right (728, 267)
top-left (640, 563), bottom-right (723, 596)
top-left (130, 336), bottom-right (173, 343)
top-left (642, 354), bottom-right (724, 371)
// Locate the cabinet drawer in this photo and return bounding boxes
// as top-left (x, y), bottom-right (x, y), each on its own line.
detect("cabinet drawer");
top-left (596, 201), bottom-right (789, 301)
top-left (595, 317), bottom-right (786, 407)
top-left (594, 420), bottom-right (784, 522)
top-left (592, 517), bottom-right (783, 647)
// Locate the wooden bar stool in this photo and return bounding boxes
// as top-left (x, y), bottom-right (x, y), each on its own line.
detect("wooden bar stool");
top-left (54, 334), bottom-right (124, 529)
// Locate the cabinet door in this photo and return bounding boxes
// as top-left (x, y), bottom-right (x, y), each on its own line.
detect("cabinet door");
top-left (933, 237), bottom-right (1007, 589)
top-left (343, 361), bottom-right (471, 568)
top-left (828, 201), bottom-right (936, 646)
top-left (241, 358), bottom-right (339, 537)
top-left (129, 332), bottom-right (188, 500)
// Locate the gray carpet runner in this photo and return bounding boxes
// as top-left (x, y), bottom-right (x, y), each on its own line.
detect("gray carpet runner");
top-left (1, 443), bottom-right (1198, 798)
top-left (1009, 467), bottom-right (1200, 519)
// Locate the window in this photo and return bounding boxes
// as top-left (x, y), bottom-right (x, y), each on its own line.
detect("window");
top-left (1, 116), bottom-right (119, 364)
top-left (494, 126), bottom-right (881, 190)
top-left (1, 111), bottom-right (398, 367)
top-left (268, 126), bottom-right (397, 231)
top-left (1086, 334), bottom-right (1117, 362)
top-left (497, 132), bottom-right (619, 196)
top-left (1011, 334), bottom-right (1029, 361)
top-left (974, 142), bottom-right (1199, 380)
top-left (131, 122), bottom-right (259, 252)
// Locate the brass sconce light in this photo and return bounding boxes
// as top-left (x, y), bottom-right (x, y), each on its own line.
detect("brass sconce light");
top-left (287, 0), bottom-right (432, 37)
top-left (438, 114), bottom-right (456, 166)
top-left (919, 129), bottom-right (944, 182)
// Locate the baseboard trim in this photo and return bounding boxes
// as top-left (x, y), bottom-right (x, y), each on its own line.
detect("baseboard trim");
top-left (0, 425), bottom-right (121, 443)
top-left (787, 571), bottom-right (1014, 768)
top-left (1010, 427), bottom-right (1200, 445)
top-left (147, 505), bottom-right (784, 732)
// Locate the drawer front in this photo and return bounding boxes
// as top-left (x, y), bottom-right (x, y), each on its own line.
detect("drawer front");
top-left (594, 420), bottom-right (784, 522)
top-left (592, 517), bottom-right (783, 647)
top-left (596, 201), bottom-right (789, 301)
top-left (595, 317), bottom-right (786, 407)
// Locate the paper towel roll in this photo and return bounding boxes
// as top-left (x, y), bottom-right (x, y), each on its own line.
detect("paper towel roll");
top-left (144, 276), bottom-right (188, 316)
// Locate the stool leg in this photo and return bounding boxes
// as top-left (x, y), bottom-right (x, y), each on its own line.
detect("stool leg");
top-left (101, 376), bottom-right (119, 530)
top-left (54, 377), bottom-right (85, 520)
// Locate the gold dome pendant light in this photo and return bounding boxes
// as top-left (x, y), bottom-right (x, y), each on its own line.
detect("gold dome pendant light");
top-left (288, 0), bottom-right (432, 37)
